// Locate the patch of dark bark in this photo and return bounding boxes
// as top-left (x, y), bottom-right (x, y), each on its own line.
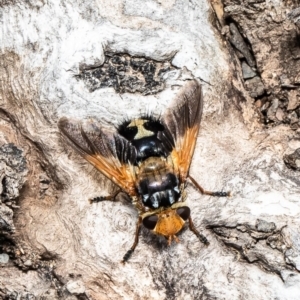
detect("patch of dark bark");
top-left (209, 219), bottom-right (299, 281)
top-left (76, 52), bottom-right (177, 95)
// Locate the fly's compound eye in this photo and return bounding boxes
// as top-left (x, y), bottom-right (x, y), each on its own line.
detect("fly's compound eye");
top-left (143, 215), bottom-right (159, 230)
top-left (176, 206), bottom-right (190, 221)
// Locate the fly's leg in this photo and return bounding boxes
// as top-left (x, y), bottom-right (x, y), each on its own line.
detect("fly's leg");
top-left (188, 175), bottom-right (231, 197)
top-left (89, 189), bottom-right (122, 203)
top-left (122, 217), bottom-right (142, 263)
top-left (188, 216), bottom-right (209, 245)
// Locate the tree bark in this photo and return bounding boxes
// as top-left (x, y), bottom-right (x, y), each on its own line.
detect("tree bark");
top-left (1, 0), bottom-right (300, 299)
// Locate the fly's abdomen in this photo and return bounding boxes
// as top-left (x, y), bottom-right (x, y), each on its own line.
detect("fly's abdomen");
top-left (117, 117), bottom-right (171, 163)
top-left (132, 136), bottom-right (166, 161)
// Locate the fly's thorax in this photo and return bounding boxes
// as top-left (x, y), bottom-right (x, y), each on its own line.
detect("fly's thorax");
top-left (136, 157), bottom-right (180, 209)
top-left (141, 202), bottom-right (191, 238)
top-left (137, 156), bottom-right (171, 175)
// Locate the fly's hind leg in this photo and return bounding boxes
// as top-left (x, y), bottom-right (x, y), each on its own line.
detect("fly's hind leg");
top-left (89, 189), bottom-right (122, 203)
top-left (188, 175), bottom-right (231, 197)
top-left (122, 217), bottom-right (142, 263)
top-left (188, 216), bottom-right (209, 245)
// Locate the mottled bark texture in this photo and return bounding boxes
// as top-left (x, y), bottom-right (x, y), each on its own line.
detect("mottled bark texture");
top-left (1, 0), bottom-right (300, 299)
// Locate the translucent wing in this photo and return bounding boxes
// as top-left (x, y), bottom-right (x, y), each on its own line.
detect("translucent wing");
top-left (159, 80), bottom-right (203, 183)
top-left (58, 117), bottom-right (137, 196)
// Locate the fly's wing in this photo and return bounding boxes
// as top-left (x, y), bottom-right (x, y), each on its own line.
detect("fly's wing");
top-left (159, 80), bottom-right (203, 183)
top-left (58, 117), bottom-right (137, 196)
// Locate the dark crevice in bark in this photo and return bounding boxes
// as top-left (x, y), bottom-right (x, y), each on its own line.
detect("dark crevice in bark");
top-left (0, 108), bottom-right (64, 191)
top-left (209, 220), bottom-right (300, 281)
top-left (212, 1), bottom-right (300, 130)
top-left (209, 1), bottom-right (300, 170)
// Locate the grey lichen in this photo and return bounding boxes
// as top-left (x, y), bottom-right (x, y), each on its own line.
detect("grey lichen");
top-left (0, 143), bottom-right (28, 203)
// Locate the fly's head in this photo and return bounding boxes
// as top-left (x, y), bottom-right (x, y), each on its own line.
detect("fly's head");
top-left (141, 202), bottom-right (190, 245)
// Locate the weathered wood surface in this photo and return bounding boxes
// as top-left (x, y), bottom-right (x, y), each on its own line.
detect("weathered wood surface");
top-left (1, 0), bottom-right (300, 299)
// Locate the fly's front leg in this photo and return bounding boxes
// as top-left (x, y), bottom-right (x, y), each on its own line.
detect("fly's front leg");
top-left (188, 175), bottom-right (231, 197)
top-left (188, 216), bottom-right (209, 245)
top-left (122, 216), bottom-right (142, 263)
top-left (89, 189), bottom-right (122, 203)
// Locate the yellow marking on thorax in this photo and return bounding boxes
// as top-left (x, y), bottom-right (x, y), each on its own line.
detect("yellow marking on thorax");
top-left (128, 119), bottom-right (154, 140)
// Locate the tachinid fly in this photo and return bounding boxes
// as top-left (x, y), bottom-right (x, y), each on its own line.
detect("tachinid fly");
top-left (58, 80), bottom-right (230, 262)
